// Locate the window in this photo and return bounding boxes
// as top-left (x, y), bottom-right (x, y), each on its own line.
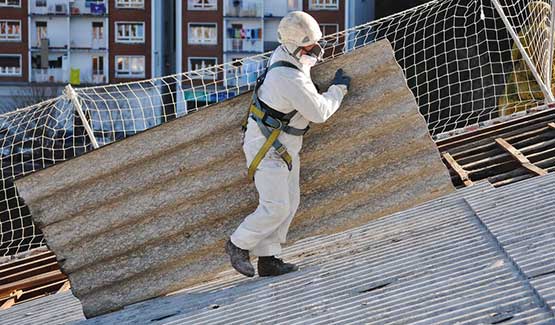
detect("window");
top-left (92, 56), bottom-right (104, 75)
top-left (309, 0), bottom-right (338, 10)
top-left (320, 24), bottom-right (339, 42)
top-left (0, 0), bottom-right (20, 7)
top-left (0, 55), bottom-right (22, 76)
top-left (115, 56), bottom-right (145, 78)
top-left (188, 0), bottom-right (216, 10)
top-left (188, 23), bottom-right (217, 45)
top-left (188, 57), bottom-right (217, 79)
top-left (115, 22), bottom-right (144, 43)
top-left (115, 0), bottom-right (143, 9)
top-left (92, 22), bottom-right (104, 40)
top-left (0, 20), bottom-right (21, 41)
top-left (35, 21), bottom-right (47, 46)
top-left (35, 0), bottom-right (46, 7)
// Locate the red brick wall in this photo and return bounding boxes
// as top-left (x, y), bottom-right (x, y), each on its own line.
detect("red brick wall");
top-left (303, 0), bottom-right (345, 30)
top-left (0, 1), bottom-right (29, 82)
top-left (108, 0), bottom-right (152, 83)
top-left (182, 0), bottom-right (223, 83)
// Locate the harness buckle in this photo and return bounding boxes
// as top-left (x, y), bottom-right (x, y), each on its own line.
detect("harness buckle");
top-left (275, 145), bottom-right (287, 155)
top-left (262, 114), bottom-right (283, 130)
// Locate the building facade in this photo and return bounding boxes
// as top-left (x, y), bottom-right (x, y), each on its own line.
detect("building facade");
top-left (0, 0), bottom-right (157, 88)
top-left (0, 0), bottom-right (372, 110)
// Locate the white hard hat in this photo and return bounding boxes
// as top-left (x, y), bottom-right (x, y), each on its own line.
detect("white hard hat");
top-left (278, 11), bottom-right (322, 58)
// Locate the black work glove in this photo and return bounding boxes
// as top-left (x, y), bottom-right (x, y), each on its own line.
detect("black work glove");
top-left (332, 68), bottom-right (351, 90)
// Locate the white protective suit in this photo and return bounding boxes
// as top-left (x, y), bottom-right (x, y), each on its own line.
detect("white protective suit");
top-left (230, 45), bottom-right (348, 257)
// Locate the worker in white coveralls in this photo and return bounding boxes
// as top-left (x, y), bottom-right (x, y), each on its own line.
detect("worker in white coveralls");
top-left (225, 11), bottom-right (351, 277)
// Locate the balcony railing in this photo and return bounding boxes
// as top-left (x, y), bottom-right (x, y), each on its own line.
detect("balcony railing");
top-left (31, 1), bottom-right (69, 15)
top-left (32, 68), bottom-right (66, 83)
top-left (33, 38), bottom-right (69, 50)
top-left (225, 0), bottom-right (262, 17)
top-left (80, 74), bottom-right (106, 84)
top-left (70, 1), bottom-right (107, 15)
top-left (70, 39), bottom-right (107, 50)
top-left (225, 39), bottom-right (263, 53)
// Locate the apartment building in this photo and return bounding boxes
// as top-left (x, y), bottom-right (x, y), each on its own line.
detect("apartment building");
top-left (0, 0), bottom-right (159, 88)
top-left (0, 0), bottom-right (372, 110)
top-left (0, 0), bottom-right (28, 83)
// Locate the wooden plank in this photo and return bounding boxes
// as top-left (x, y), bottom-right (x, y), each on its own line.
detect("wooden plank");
top-left (548, 122), bottom-right (555, 129)
top-left (443, 153), bottom-right (474, 187)
top-left (495, 138), bottom-right (548, 176)
top-left (0, 270), bottom-right (66, 298)
top-left (0, 256), bottom-right (58, 279)
top-left (0, 251), bottom-right (54, 270)
top-left (57, 280), bottom-right (71, 293)
top-left (0, 290), bottom-right (22, 310)
top-left (0, 261), bottom-right (60, 283)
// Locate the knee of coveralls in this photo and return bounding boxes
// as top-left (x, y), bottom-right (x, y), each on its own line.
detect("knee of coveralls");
top-left (231, 149), bottom-right (292, 250)
top-left (275, 154), bottom-right (301, 244)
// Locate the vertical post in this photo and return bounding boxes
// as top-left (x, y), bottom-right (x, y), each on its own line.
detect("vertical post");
top-left (175, 0), bottom-right (185, 116)
top-left (492, 0), bottom-right (555, 102)
top-left (548, 1), bottom-right (555, 92)
top-left (65, 85), bottom-right (100, 149)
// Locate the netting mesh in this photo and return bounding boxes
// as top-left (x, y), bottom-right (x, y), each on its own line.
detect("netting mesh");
top-left (2, 0), bottom-right (555, 256)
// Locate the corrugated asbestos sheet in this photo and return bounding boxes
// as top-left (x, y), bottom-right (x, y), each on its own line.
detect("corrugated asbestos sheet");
top-left (2, 173), bottom-right (554, 324)
top-left (78, 173), bottom-right (555, 325)
top-left (14, 39), bottom-right (454, 317)
top-left (438, 108), bottom-right (555, 188)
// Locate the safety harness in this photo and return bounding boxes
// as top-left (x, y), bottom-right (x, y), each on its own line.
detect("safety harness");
top-left (242, 60), bottom-right (310, 180)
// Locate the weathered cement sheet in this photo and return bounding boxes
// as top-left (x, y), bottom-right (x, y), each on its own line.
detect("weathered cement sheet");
top-left (15, 40), bottom-right (454, 317)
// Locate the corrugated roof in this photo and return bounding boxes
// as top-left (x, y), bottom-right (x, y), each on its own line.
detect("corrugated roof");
top-left (74, 174), bottom-right (554, 324)
top-left (14, 40), bottom-right (454, 317)
top-left (2, 173), bottom-right (554, 324)
top-left (0, 291), bottom-right (83, 325)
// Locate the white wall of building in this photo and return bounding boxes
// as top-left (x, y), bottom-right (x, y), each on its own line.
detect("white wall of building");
top-left (263, 1), bottom-right (287, 17)
top-left (30, 17), bottom-right (69, 48)
top-left (263, 20), bottom-right (279, 43)
top-left (70, 18), bottom-right (105, 48)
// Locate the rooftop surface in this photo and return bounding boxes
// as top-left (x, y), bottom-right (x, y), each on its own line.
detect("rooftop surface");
top-left (2, 172), bottom-right (553, 324)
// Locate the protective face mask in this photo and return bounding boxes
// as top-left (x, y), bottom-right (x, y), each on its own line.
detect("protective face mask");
top-left (299, 54), bottom-right (318, 67)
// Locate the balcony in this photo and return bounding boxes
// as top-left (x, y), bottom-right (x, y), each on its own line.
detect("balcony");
top-left (31, 1), bottom-right (69, 15)
top-left (32, 38), bottom-right (69, 51)
top-left (70, 39), bottom-right (107, 50)
top-left (79, 73), bottom-right (106, 84)
top-left (32, 68), bottom-right (66, 83)
top-left (70, 0), bottom-right (107, 16)
top-left (225, 38), bottom-right (263, 53)
top-left (224, 59), bottom-right (264, 88)
top-left (225, 0), bottom-right (262, 17)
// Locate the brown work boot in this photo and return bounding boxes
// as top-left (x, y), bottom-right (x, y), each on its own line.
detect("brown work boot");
top-left (258, 256), bottom-right (299, 277)
top-left (225, 239), bottom-right (255, 277)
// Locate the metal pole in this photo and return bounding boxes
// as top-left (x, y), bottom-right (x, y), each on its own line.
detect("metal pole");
top-left (548, 1), bottom-right (555, 92)
top-left (492, 0), bottom-right (555, 102)
top-left (64, 85), bottom-right (100, 149)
